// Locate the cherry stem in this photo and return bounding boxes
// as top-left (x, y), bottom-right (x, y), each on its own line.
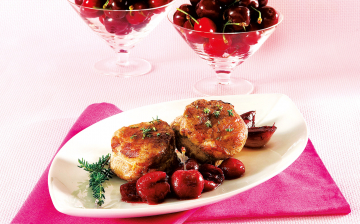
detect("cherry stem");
top-left (227, 0), bottom-right (240, 9)
top-left (186, 15), bottom-right (194, 28)
top-left (176, 8), bottom-right (199, 24)
top-left (222, 20), bottom-right (247, 43)
top-left (129, 5), bottom-right (134, 16)
top-left (181, 147), bottom-right (186, 171)
top-left (103, 0), bottom-right (109, 8)
top-left (251, 6), bottom-right (262, 24)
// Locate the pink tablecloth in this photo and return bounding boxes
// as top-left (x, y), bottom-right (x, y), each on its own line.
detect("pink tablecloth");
top-left (11, 103), bottom-right (350, 224)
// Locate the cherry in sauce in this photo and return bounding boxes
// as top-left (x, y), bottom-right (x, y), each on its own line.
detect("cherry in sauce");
top-left (218, 158), bottom-right (245, 180)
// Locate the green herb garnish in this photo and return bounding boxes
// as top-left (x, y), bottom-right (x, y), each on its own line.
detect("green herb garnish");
top-left (157, 133), bottom-right (161, 136)
top-left (205, 120), bottom-right (212, 127)
top-left (78, 154), bottom-right (113, 207)
top-left (225, 128), bottom-right (234, 132)
top-left (204, 108), bottom-right (210, 114)
top-left (130, 134), bottom-right (137, 139)
top-left (227, 109), bottom-right (234, 116)
top-left (214, 111), bottom-right (220, 117)
top-left (140, 127), bottom-right (152, 139)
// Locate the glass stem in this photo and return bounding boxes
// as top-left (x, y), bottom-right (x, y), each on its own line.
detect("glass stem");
top-left (215, 70), bottom-right (232, 85)
top-left (116, 49), bottom-right (129, 66)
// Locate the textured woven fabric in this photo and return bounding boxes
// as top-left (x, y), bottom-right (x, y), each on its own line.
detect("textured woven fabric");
top-left (11, 103), bottom-right (350, 224)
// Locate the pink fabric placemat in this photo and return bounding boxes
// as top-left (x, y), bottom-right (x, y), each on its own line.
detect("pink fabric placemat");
top-left (11, 103), bottom-right (350, 224)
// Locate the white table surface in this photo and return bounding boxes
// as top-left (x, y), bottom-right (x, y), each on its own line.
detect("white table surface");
top-left (1, 0), bottom-right (359, 223)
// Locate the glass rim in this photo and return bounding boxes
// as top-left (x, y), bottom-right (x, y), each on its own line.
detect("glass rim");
top-left (67, 0), bottom-right (177, 12)
top-left (167, 8), bottom-right (284, 35)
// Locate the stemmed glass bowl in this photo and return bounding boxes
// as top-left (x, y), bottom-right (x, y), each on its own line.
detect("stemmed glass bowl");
top-left (168, 6), bottom-right (283, 96)
top-left (68, 0), bottom-right (176, 77)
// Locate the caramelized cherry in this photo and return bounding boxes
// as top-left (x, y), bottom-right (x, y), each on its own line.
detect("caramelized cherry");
top-left (245, 124), bottom-right (277, 148)
top-left (198, 164), bottom-right (224, 192)
top-left (175, 158), bottom-right (200, 171)
top-left (171, 170), bottom-right (204, 199)
top-left (120, 180), bottom-right (142, 202)
top-left (136, 171), bottom-right (170, 204)
top-left (259, 6), bottom-right (279, 28)
top-left (218, 158), bottom-right (245, 179)
top-left (196, 0), bottom-right (224, 21)
top-left (240, 111), bottom-right (256, 128)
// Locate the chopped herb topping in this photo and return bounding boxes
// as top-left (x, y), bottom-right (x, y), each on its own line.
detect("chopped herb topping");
top-left (196, 105), bottom-right (198, 109)
top-left (218, 121), bottom-right (220, 124)
top-left (157, 133), bottom-right (161, 136)
top-left (166, 133), bottom-right (170, 135)
top-left (130, 134), bottom-right (137, 139)
top-left (204, 108), bottom-right (210, 114)
top-left (196, 116), bottom-right (200, 119)
top-left (216, 137), bottom-right (220, 140)
top-left (130, 126), bottom-right (138, 129)
top-left (185, 115), bottom-right (188, 117)
top-left (225, 128), bottom-right (234, 132)
top-left (214, 111), bottom-right (220, 117)
top-left (152, 127), bottom-right (157, 131)
top-left (227, 109), bottom-right (234, 116)
top-left (150, 116), bottom-right (160, 123)
top-left (140, 128), bottom-right (152, 139)
top-left (218, 105), bottom-right (223, 110)
top-left (205, 120), bottom-right (212, 127)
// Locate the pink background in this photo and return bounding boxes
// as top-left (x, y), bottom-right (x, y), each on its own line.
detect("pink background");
top-left (1, 0), bottom-right (359, 223)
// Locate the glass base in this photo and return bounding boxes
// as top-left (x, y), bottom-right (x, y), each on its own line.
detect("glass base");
top-left (193, 76), bottom-right (254, 96)
top-left (94, 57), bottom-right (151, 77)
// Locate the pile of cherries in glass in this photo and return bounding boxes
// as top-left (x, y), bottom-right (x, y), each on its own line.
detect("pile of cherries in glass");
top-left (172, 0), bottom-right (280, 57)
top-left (75, 0), bottom-right (172, 34)
top-left (120, 147), bottom-right (245, 204)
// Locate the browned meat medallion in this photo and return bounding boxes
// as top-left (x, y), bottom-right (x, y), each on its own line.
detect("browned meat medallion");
top-left (171, 99), bottom-right (248, 164)
top-left (110, 119), bottom-right (177, 181)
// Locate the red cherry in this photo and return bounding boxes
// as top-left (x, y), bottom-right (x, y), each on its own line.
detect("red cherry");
top-left (259, 6), bottom-right (279, 28)
top-left (99, 14), bottom-right (106, 24)
top-left (132, 17), bottom-right (151, 31)
top-left (223, 6), bottom-right (250, 32)
top-left (170, 170), bottom-right (204, 199)
top-left (181, 21), bottom-right (206, 44)
top-left (198, 164), bottom-right (224, 192)
top-left (148, 0), bottom-right (168, 7)
top-left (173, 4), bottom-right (196, 27)
top-left (209, 36), bottom-right (232, 51)
top-left (175, 158), bottom-right (200, 171)
top-left (126, 11), bottom-right (147, 25)
top-left (80, 0), bottom-right (104, 18)
top-left (258, 0), bottom-right (268, 7)
top-left (194, 17), bottom-right (217, 38)
top-left (236, 0), bottom-right (259, 8)
top-left (204, 42), bottom-right (226, 57)
top-left (120, 180), bottom-right (142, 202)
top-left (75, 0), bottom-right (83, 5)
top-left (218, 158), bottom-right (245, 180)
top-left (104, 17), bottom-right (129, 34)
top-left (136, 171), bottom-right (170, 204)
top-left (195, 0), bottom-right (224, 21)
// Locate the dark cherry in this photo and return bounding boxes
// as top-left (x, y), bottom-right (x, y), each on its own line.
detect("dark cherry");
top-left (104, 0), bottom-right (126, 19)
top-left (223, 6), bottom-right (250, 32)
top-left (104, 17), bottom-right (129, 34)
top-left (258, 0), bottom-right (268, 7)
top-left (194, 17), bottom-right (217, 37)
top-left (196, 0), bottom-right (224, 21)
top-left (218, 158), bottom-right (245, 179)
top-left (175, 158), bottom-right (200, 171)
top-left (80, 0), bottom-right (105, 18)
top-left (136, 171), bottom-right (170, 204)
top-left (245, 124), bottom-right (277, 148)
top-left (173, 4), bottom-right (196, 27)
top-left (217, 0), bottom-right (233, 6)
top-left (259, 6), bottom-right (279, 28)
top-left (120, 180), bottom-right (142, 202)
top-left (182, 21), bottom-right (206, 44)
top-left (170, 170), bottom-right (204, 199)
top-left (132, 17), bottom-right (151, 31)
top-left (75, 0), bottom-right (83, 5)
top-left (190, 0), bottom-right (201, 6)
top-left (236, 0), bottom-right (258, 8)
top-left (198, 164), bottom-right (224, 192)
top-left (126, 10), bottom-right (147, 25)
top-left (240, 111), bottom-right (256, 128)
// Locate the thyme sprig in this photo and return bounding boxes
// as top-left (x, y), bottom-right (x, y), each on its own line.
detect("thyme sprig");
top-left (78, 154), bottom-right (113, 207)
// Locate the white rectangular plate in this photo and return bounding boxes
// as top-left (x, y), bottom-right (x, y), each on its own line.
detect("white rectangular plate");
top-left (48, 94), bottom-right (308, 218)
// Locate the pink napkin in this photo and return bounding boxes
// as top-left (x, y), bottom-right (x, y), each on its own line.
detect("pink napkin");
top-left (12, 103), bottom-right (350, 224)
